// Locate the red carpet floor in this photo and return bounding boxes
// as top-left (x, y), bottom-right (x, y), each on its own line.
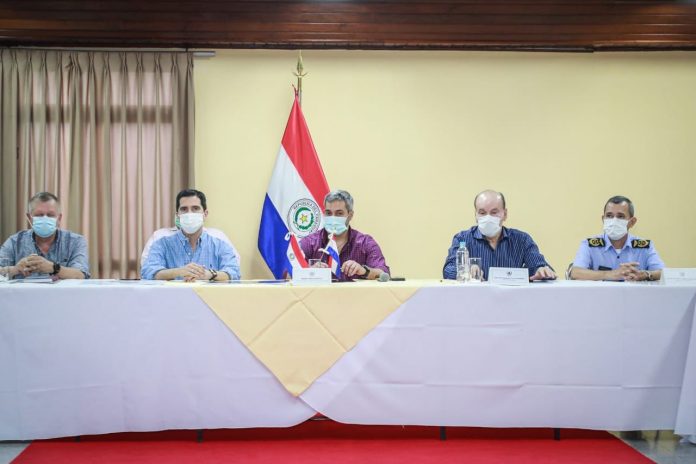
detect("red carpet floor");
top-left (13, 421), bottom-right (655, 464)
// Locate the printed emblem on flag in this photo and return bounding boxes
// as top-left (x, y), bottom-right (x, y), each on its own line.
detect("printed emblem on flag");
top-left (287, 198), bottom-right (322, 238)
top-left (257, 91), bottom-right (330, 279)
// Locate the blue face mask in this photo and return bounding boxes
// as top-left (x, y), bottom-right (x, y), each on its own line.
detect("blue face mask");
top-left (324, 216), bottom-right (348, 235)
top-left (32, 216), bottom-right (58, 238)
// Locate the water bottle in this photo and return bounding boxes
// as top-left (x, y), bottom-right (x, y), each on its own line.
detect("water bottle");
top-left (456, 241), bottom-right (470, 282)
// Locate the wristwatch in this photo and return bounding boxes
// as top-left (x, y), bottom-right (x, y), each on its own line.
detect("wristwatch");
top-left (362, 264), bottom-right (371, 278)
top-left (645, 270), bottom-right (653, 281)
top-left (208, 268), bottom-right (218, 281)
top-left (50, 262), bottom-right (61, 276)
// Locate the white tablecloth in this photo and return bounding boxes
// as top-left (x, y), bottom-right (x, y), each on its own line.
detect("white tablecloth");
top-left (1, 280), bottom-right (694, 440)
top-left (0, 283), bottom-right (315, 440)
top-left (302, 281), bottom-right (696, 434)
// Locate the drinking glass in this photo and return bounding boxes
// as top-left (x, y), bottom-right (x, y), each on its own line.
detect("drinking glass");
top-left (469, 257), bottom-right (483, 283)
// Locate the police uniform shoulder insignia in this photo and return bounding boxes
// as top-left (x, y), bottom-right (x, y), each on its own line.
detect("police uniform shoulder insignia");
top-left (587, 237), bottom-right (605, 247)
top-left (632, 239), bottom-right (651, 248)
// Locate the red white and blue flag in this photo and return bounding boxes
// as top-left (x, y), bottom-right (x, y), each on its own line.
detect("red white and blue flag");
top-left (286, 232), bottom-right (309, 271)
top-left (321, 233), bottom-right (342, 279)
top-left (258, 92), bottom-right (330, 278)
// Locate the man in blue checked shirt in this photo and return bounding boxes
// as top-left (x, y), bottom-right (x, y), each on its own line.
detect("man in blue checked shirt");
top-left (443, 190), bottom-right (555, 281)
top-left (569, 195), bottom-right (663, 281)
top-left (0, 192), bottom-right (90, 280)
top-left (141, 189), bottom-right (240, 281)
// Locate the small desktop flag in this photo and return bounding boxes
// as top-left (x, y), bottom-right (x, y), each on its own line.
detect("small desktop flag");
top-left (258, 92), bottom-right (330, 278)
top-left (322, 233), bottom-right (342, 279)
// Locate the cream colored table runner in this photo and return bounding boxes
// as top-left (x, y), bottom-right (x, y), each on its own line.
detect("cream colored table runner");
top-left (194, 281), bottom-right (425, 395)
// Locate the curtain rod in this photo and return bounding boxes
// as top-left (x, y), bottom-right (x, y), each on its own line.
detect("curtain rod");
top-left (7, 46), bottom-right (215, 58)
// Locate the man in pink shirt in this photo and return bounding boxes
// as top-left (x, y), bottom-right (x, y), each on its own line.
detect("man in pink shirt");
top-left (300, 190), bottom-right (390, 281)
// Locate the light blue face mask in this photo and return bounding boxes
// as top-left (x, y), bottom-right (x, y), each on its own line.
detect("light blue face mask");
top-left (32, 216), bottom-right (58, 238)
top-left (324, 216), bottom-right (348, 235)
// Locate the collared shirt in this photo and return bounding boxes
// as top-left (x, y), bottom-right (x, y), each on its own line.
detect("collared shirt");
top-left (141, 227), bottom-right (239, 264)
top-left (0, 229), bottom-right (90, 279)
top-left (443, 226), bottom-right (551, 280)
top-left (572, 233), bottom-right (664, 271)
top-left (300, 227), bottom-right (390, 281)
top-left (140, 230), bottom-right (241, 280)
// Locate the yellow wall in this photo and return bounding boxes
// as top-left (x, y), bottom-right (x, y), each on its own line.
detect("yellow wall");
top-left (195, 50), bottom-right (696, 279)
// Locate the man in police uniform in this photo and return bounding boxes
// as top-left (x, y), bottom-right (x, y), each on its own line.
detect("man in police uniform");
top-left (569, 195), bottom-right (663, 281)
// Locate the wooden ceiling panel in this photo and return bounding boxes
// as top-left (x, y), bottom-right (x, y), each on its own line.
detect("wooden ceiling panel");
top-left (1, 1), bottom-right (695, 51)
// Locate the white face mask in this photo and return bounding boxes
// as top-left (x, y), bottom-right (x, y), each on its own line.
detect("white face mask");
top-left (179, 212), bottom-right (204, 234)
top-left (603, 218), bottom-right (629, 241)
top-left (324, 216), bottom-right (348, 235)
top-left (477, 215), bottom-right (502, 238)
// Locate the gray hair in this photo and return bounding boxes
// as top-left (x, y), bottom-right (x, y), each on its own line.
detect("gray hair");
top-left (605, 195), bottom-right (634, 217)
top-left (27, 192), bottom-right (61, 215)
top-left (324, 190), bottom-right (354, 212)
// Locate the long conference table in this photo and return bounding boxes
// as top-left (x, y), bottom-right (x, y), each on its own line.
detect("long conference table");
top-left (0, 279), bottom-right (695, 440)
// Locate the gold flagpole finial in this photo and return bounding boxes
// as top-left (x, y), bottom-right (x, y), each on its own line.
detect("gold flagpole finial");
top-left (293, 51), bottom-right (308, 106)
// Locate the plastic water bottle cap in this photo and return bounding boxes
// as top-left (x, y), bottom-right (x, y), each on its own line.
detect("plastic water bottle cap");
top-left (459, 241), bottom-right (466, 248)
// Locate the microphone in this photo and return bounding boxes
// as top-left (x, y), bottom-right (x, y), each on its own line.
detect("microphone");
top-left (378, 272), bottom-right (390, 282)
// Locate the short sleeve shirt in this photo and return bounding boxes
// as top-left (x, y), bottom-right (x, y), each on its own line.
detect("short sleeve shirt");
top-left (0, 229), bottom-right (90, 279)
top-left (572, 233), bottom-right (664, 271)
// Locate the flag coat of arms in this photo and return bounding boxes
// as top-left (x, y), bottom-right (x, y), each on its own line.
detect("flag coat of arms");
top-left (258, 93), bottom-right (330, 278)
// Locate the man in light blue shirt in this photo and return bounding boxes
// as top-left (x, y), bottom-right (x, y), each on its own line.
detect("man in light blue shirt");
top-left (570, 195), bottom-right (663, 281)
top-left (141, 189), bottom-right (240, 281)
top-left (0, 192), bottom-right (89, 279)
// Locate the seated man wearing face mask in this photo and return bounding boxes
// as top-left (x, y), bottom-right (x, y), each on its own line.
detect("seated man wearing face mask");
top-left (141, 189), bottom-right (240, 281)
top-left (0, 192), bottom-right (90, 279)
top-left (443, 189), bottom-right (555, 281)
top-left (569, 195), bottom-right (663, 281)
top-left (300, 190), bottom-right (390, 281)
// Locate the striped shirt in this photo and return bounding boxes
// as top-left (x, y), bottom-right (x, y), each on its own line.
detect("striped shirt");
top-left (141, 230), bottom-right (240, 280)
top-left (443, 226), bottom-right (551, 280)
top-left (0, 229), bottom-right (90, 279)
top-left (300, 227), bottom-right (390, 281)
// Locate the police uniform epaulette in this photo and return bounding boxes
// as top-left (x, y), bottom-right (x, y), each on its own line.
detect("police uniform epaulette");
top-left (587, 237), bottom-right (604, 247)
top-left (631, 239), bottom-right (651, 248)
